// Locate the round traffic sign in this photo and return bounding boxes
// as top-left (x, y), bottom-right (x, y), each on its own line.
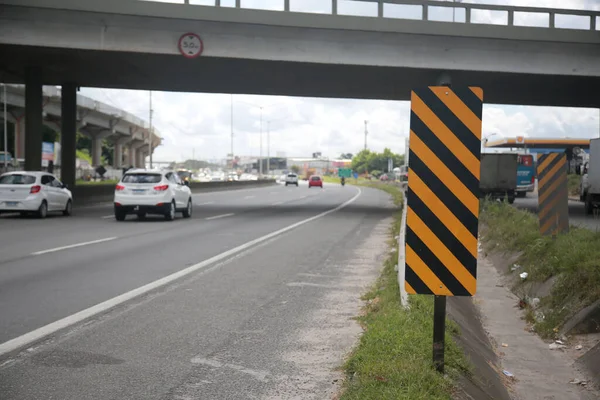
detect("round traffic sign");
top-left (178, 33), bottom-right (203, 58)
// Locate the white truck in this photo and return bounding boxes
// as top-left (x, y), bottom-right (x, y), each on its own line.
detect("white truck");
top-left (479, 153), bottom-right (518, 204)
top-left (579, 138), bottom-right (600, 214)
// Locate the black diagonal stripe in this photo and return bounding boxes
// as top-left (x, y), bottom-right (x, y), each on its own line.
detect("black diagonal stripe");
top-left (539, 187), bottom-right (569, 227)
top-left (405, 264), bottom-right (433, 295)
top-left (454, 87), bottom-right (484, 119)
top-left (538, 154), bottom-right (565, 184)
top-left (539, 177), bottom-right (568, 212)
top-left (409, 151), bottom-right (479, 235)
top-left (408, 186), bottom-right (477, 276)
top-left (406, 226), bottom-right (471, 296)
top-left (411, 111), bottom-right (479, 194)
top-left (416, 88), bottom-right (481, 159)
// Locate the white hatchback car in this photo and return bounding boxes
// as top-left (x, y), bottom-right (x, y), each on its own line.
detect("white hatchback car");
top-left (0, 171), bottom-right (73, 218)
top-left (285, 173), bottom-right (299, 186)
top-left (114, 169), bottom-right (193, 221)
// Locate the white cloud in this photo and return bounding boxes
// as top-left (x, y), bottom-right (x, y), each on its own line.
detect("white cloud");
top-left (80, 0), bottom-right (600, 162)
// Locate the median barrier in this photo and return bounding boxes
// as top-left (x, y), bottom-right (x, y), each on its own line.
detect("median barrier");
top-left (72, 180), bottom-right (277, 206)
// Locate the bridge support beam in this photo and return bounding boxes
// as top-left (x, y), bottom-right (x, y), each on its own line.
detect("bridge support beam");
top-left (91, 136), bottom-right (102, 167)
top-left (61, 82), bottom-right (77, 187)
top-left (113, 143), bottom-right (123, 169)
top-left (24, 67), bottom-right (43, 171)
top-left (127, 144), bottom-right (136, 168)
top-left (15, 117), bottom-right (25, 160)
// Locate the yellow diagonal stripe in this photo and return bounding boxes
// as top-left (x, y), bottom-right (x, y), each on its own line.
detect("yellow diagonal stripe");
top-left (406, 245), bottom-right (453, 296)
top-left (537, 153), bottom-right (558, 178)
top-left (408, 169), bottom-right (477, 258)
top-left (430, 87), bottom-right (482, 139)
top-left (406, 282), bottom-right (416, 295)
top-left (540, 188), bottom-right (567, 221)
top-left (470, 87), bottom-right (484, 101)
top-left (539, 172), bottom-right (565, 205)
top-left (539, 159), bottom-right (565, 194)
top-left (412, 93), bottom-right (480, 180)
top-left (406, 206), bottom-right (476, 294)
top-left (409, 131), bottom-right (479, 217)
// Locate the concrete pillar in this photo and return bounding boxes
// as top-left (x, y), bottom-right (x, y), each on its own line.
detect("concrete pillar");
top-left (136, 148), bottom-right (145, 168)
top-left (15, 118), bottom-right (25, 160)
top-left (127, 144), bottom-right (135, 168)
top-left (61, 82), bottom-right (77, 187)
top-left (25, 67), bottom-right (43, 171)
top-left (91, 135), bottom-right (102, 167)
top-left (113, 143), bottom-right (123, 169)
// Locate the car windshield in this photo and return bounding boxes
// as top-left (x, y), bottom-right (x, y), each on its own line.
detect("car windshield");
top-left (311, 176), bottom-right (321, 181)
top-left (122, 173), bottom-right (162, 184)
top-left (288, 174), bottom-right (297, 178)
top-left (0, 174), bottom-right (36, 185)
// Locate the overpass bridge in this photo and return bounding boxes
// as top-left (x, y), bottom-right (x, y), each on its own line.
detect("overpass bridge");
top-left (2, 85), bottom-right (161, 173)
top-left (0, 0), bottom-right (599, 182)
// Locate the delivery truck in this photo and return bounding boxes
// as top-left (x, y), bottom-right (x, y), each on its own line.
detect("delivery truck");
top-left (479, 153), bottom-right (518, 204)
top-left (579, 138), bottom-right (600, 214)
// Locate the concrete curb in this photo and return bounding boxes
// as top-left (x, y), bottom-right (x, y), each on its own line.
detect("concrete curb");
top-left (397, 194), bottom-right (409, 309)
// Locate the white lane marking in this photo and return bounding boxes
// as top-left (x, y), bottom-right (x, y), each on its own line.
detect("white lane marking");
top-left (101, 215), bottom-right (114, 219)
top-left (244, 195), bottom-right (255, 199)
top-left (269, 191), bottom-right (278, 195)
top-left (0, 188), bottom-right (361, 357)
top-left (191, 357), bottom-right (270, 382)
top-left (31, 237), bottom-right (118, 256)
top-left (198, 202), bottom-right (215, 205)
top-left (271, 201), bottom-right (284, 206)
top-left (205, 213), bottom-right (235, 221)
top-left (297, 273), bottom-right (337, 278)
top-left (287, 282), bottom-right (338, 288)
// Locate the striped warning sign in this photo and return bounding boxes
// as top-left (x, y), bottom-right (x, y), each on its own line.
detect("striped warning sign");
top-left (405, 87), bottom-right (483, 296)
top-left (536, 153), bottom-right (569, 236)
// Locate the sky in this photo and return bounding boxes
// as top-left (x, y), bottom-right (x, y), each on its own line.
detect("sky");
top-left (80, 0), bottom-right (600, 163)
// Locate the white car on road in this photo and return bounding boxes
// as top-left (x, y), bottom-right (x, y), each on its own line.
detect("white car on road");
top-left (114, 169), bottom-right (193, 221)
top-left (0, 171), bottom-right (73, 218)
top-left (285, 173), bottom-right (299, 186)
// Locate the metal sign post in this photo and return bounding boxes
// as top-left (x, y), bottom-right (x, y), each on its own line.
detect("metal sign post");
top-left (405, 85), bottom-right (483, 373)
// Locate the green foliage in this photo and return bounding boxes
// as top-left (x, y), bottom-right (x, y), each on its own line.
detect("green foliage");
top-left (480, 200), bottom-right (600, 337)
top-left (290, 165), bottom-right (301, 174)
top-left (351, 148), bottom-right (404, 174)
top-left (567, 174), bottom-right (581, 196)
top-left (341, 185), bottom-right (469, 400)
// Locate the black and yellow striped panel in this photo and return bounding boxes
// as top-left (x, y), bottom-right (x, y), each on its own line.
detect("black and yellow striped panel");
top-left (405, 87), bottom-right (483, 297)
top-left (536, 153), bottom-right (569, 236)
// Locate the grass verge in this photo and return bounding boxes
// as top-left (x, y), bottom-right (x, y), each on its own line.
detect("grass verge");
top-left (340, 183), bottom-right (470, 400)
top-left (76, 179), bottom-right (119, 186)
top-left (480, 200), bottom-right (600, 337)
top-left (567, 174), bottom-right (581, 197)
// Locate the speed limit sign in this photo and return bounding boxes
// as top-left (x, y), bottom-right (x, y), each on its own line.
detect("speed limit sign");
top-left (178, 33), bottom-right (204, 58)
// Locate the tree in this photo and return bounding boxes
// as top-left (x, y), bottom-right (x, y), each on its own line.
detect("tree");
top-left (290, 165), bottom-right (300, 174)
top-left (339, 153), bottom-right (353, 160)
top-left (351, 148), bottom-right (404, 174)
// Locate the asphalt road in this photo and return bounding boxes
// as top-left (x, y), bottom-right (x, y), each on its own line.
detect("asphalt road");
top-left (0, 181), bottom-right (396, 399)
top-left (514, 192), bottom-right (600, 232)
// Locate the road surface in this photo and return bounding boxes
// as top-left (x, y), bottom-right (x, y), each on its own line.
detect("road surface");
top-left (514, 193), bottom-right (600, 232)
top-left (0, 182), bottom-right (396, 399)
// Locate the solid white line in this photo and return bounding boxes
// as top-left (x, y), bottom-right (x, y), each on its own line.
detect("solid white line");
top-left (197, 201), bottom-right (215, 205)
top-left (31, 237), bottom-right (118, 256)
top-left (0, 188), bottom-right (361, 357)
top-left (244, 195), bottom-right (255, 199)
top-left (205, 213), bottom-right (235, 221)
top-left (271, 201), bottom-right (284, 206)
top-left (101, 215), bottom-right (114, 219)
top-left (287, 282), bottom-right (337, 288)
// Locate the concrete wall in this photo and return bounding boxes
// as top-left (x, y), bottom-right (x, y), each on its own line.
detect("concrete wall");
top-left (71, 180), bottom-right (277, 206)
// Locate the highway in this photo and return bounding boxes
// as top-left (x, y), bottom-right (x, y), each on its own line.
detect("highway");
top-left (0, 182), bottom-right (396, 400)
top-left (515, 193), bottom-right (600, 232)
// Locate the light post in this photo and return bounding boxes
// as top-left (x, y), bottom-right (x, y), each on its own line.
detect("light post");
top-left (1, 83), bottom-right (7, 170)
top-left (148, 91), bottom-right (153, 170)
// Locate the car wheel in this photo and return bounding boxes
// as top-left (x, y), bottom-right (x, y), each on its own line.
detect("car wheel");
top-left (63, 199), bottom-right (73, 216)
top-left (115, 209), bottom-right (126, 221)
top-left (585, 193), bottom-right (593, 215)
top-left (165, 201), bottom-right (176, 221)
top-left (182, 198), bottom-right (192, 218)
top-left (285, 183), bottom-right (288, 186)
top-left (37, 201), bottom-right (48, 219)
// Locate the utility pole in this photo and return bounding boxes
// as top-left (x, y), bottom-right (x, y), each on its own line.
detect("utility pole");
top-left (2, 84), bottom-right (6, 171)
top-left (259, 107), bottom-right (263, 177)
top-left (230, 94), bottom-right (234, 170)
top-left (364, 120), bottom-right (368, 150)
top-left (267, 121), bottom-right (270, 175)
top-left (148, 91), bottom-right (153, 170)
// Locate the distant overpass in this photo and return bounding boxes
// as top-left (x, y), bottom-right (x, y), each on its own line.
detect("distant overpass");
top-left (2, 85), bottom-right (161, 171)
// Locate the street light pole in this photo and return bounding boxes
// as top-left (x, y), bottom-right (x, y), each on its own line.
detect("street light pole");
top-left (2, 83), bottom-right (7, 170)
top-left (148, 91), bottom-right (153, 170)
top-left (267, 121), bottom-right (270, 174)
top-left (230, 94), bottom-right (234, 170)
top-left (259, 107), bottom-right (263, 176)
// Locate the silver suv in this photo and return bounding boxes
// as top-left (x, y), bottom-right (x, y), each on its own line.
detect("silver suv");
top-left (285, 173), bottom-right (299, 186)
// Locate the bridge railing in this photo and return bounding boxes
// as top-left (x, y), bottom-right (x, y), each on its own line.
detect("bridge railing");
top-left (167, 0), bottom-right (599, 31)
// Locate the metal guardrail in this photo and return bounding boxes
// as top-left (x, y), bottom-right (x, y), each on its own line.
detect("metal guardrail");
top-left (170, 0), bottom-right (599, 31)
